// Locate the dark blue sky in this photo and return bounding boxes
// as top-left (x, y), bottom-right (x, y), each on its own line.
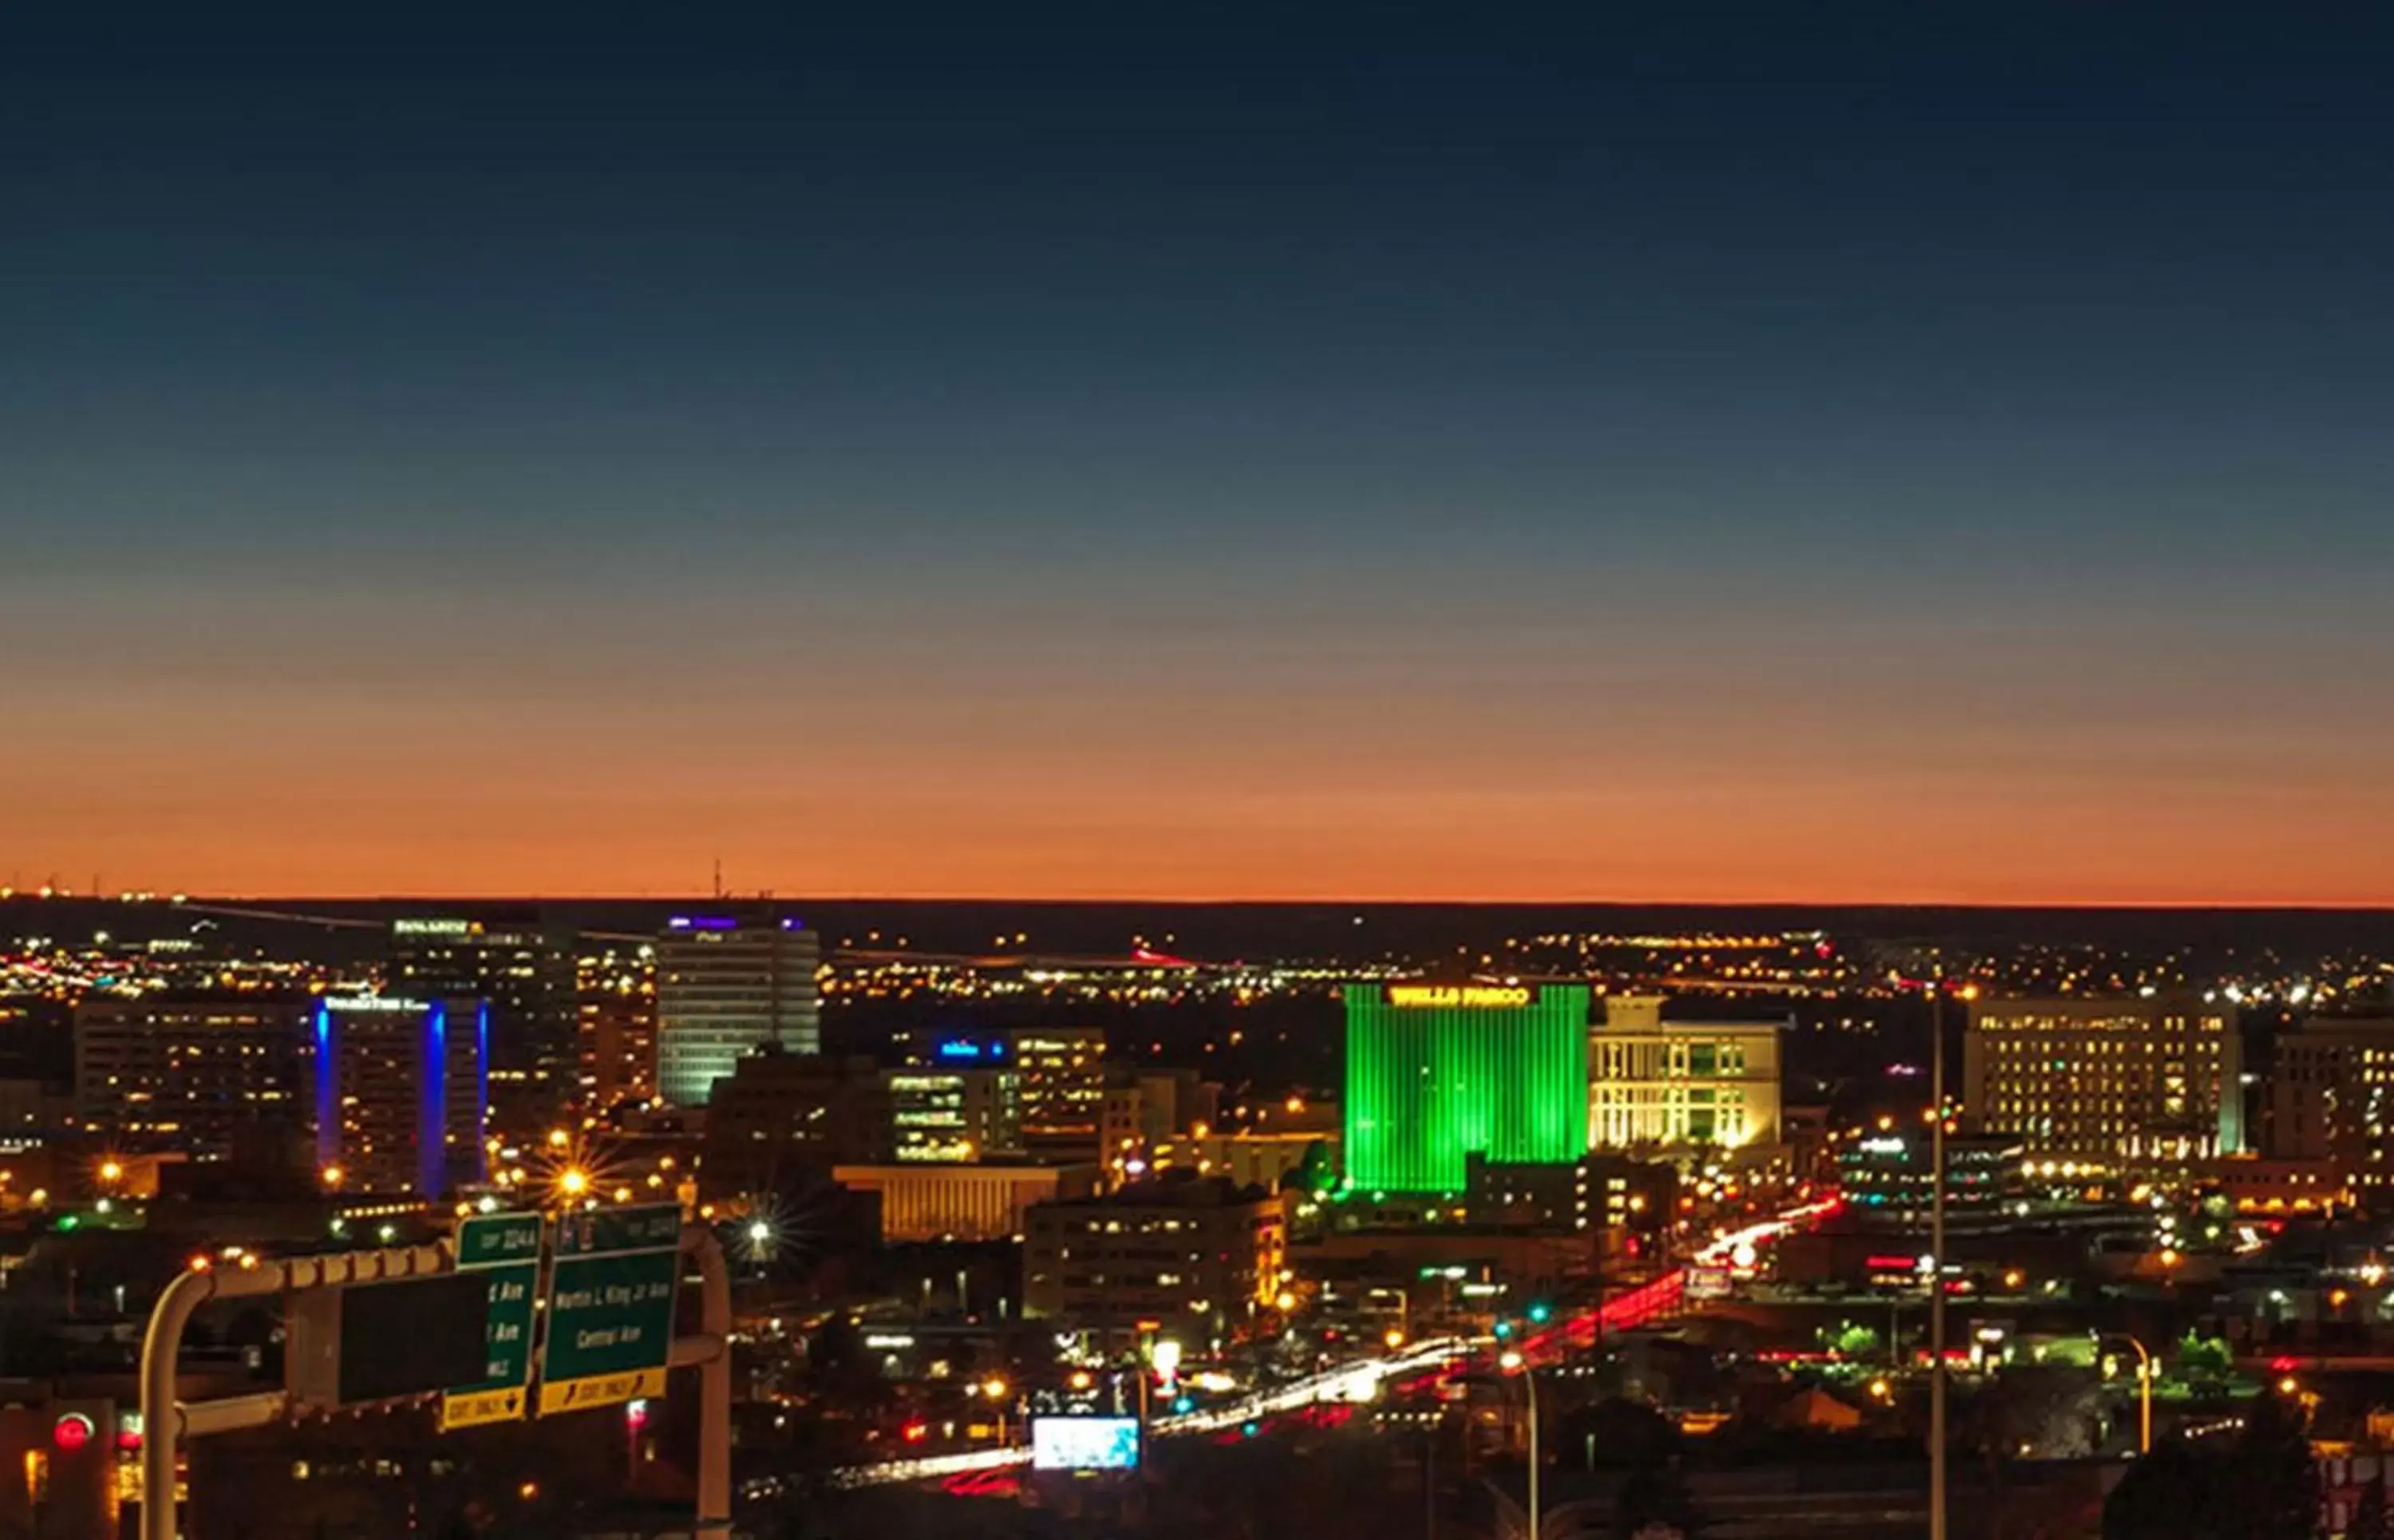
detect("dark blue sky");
top-left (6, 3), bottom-right (2392, 900)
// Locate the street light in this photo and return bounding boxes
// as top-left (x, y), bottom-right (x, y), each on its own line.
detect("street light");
top-left (978, 1377), bottom-right (1012, 1443)
top-left (2102, 1335), bottom-right (2154, 1454)
top-left (1499, 1350), bottom-right (1539, 1540)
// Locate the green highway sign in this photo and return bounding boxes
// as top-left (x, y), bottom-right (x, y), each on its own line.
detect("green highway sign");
top-left (539, 1203), bottom-right (683, 1416)
top-left (441, 1211), bottom-right (543, 1430)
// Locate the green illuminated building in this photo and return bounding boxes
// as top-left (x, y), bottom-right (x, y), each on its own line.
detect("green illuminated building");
top-left (1343, 982), bottom-right (1590, 1194)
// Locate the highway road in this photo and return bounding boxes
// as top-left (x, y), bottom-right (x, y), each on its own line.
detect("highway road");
top-left (824, 1191), bottom-right (1841, 1491)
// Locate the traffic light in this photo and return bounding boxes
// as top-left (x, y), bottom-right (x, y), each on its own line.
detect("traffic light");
top-left (1493, 1321), bottom-right (1513, 1341)
top-left (1527, 1302), bottom-right (1552, 1325)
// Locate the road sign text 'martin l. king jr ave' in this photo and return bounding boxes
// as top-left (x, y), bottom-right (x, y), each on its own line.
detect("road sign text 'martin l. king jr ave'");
top-left (539, 1203), bottom-right (682, 1416)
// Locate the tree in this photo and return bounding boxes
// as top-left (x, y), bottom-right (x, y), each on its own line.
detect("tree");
top-left (1818, 1320), bottom-right (1882, 1357)
top-left (2179, 1331), bottom-right (2234, 1382)
top-left (1968, 1367), bottom-right (2101, 1462)
top-left (1285, 1139), bottom-right (1337, 1195)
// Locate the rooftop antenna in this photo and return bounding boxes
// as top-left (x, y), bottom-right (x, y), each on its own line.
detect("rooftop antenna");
top-left (713, 858), bottom-right (723, 900)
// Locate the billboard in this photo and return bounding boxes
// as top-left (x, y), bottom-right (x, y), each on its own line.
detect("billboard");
top-left (1031, 1416), bottom-right (1141, 1471)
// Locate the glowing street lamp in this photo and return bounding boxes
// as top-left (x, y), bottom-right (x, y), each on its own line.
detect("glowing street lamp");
top-left (557, 1167), bottom-right (591, 1201)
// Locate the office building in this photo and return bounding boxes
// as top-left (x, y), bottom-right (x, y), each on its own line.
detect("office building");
top-left (1965, 993), bottom-right (2242, 1167)
top-left (1009, 1026), bottom-right (1106, 1162)
top-left (73, 991), bottom-right (310, 1155)
top-left (699, 1051), bottom-right (890, 1195)
top-left (1835, 1129), bottom-right (2026, 1221)
top-left (1587, 995), bottom-right (1784, 1153)
top-left (1148, 1129), bottom-right (1331, 1191)
top-left (1463, 1151), bottom-right (1677, 1244)
top-left (1343, 982), bottom-right (1590, 1194)
top-left (314, 994), bottom-right (486, 1197)
top-left (833, 1161), bottom-right (1099, 1243)
top-left (579, 944), bottom-right (658, 1110)
top-left (655, 911), bottom-right (822, 1107)
top-left (1022, 1177), bottom-right (1286, 1343)
top-left (1096, 1066), bottom-right (1217, 1179)
top-left (386, 914), bottom-right (576, 1127)
top-left (889, 1061), bottom-right (1022, 1163)
top-left (2266, 1017), bottom-right (2394, 1208)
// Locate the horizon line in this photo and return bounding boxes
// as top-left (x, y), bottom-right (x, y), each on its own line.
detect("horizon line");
top-left (10, 890), bottom-right (2393, 914)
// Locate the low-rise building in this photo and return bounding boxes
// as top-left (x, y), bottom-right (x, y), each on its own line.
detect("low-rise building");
top-left (700, 1052), bottom-right (890, 1195)
top-left (1463, 1151), bottom-right (1676, 1254)
top-left (887, 1064), bottom-right (1022, 1163)
top-left (1835, 1129), bottom-right (2025, 1221)
top-left (1148, 1129), bottom-right (1330, 1191)
top-left (1022, 1177), bottom-right (1285, 1345)
top-left (833, 1161), bottom-right (1099, 1243)
top-left (2196, 1153), bottom-right (2344, 1216)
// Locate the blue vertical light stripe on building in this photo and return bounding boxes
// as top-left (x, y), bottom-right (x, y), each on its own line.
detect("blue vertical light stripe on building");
top-left (474, 1000), bottom-right (492, 1183)
top-left (313, 1000), bottom-right (337, 1171)
top-left (422, 1001), bottom-right (448, 1198)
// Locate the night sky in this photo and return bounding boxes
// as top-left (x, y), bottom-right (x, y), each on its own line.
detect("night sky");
top-left (6, 5), bottom-right (2392, 902)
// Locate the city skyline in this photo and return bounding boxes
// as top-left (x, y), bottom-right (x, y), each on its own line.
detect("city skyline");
top-left (8, 5), bottom-right (2394, 904)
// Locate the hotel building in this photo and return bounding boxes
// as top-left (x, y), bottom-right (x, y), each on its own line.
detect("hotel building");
top-left (1964, 993), bottom-right (2242, 1170)
top-left (314, 994), bottom-right (487, 1197)
top-left (1587, 995), bottom-right (1784, 1153)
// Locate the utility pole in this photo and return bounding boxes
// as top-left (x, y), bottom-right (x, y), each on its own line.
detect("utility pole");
top-left (1424, 1416), bottom-right (1437, 1540)
top-left (1500, 1351), bottom-right (1539, 1540)
top-left (1930, 979), bottom-right (1948, 1540)
top-left (1526, 1363), bottom-right (1540, 1540)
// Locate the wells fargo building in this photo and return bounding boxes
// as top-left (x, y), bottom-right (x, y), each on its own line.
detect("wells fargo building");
top-left (1343, 982), bottom-right (1590, 1194)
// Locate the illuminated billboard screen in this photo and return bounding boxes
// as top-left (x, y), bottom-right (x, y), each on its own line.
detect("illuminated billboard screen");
top-left (1031, 1416), bottom-right (1141, 1471)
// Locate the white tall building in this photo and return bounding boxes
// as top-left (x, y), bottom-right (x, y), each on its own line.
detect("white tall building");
top-left (654, 912), bottom-right (822, 1107)
top-left (1587, 994), bottom-right (1784, 1152)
